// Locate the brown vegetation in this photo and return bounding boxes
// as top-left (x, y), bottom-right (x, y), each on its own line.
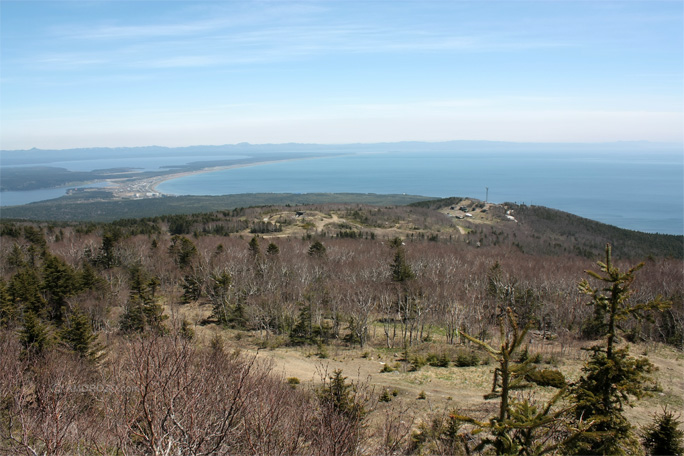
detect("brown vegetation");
top-left (0, 202), bottom-right (682, 454)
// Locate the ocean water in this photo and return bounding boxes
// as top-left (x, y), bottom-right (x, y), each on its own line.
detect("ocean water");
top-left (157, 151), bottom-right (684, 235)
top-left (0, 182), bottom-right (112, 207)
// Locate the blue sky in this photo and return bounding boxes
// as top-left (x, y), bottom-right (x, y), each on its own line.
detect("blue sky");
top-left (1, 0), bottom-right (682, 149)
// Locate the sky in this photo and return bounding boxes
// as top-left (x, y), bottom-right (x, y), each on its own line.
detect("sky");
top-left (1, 0), bottom-right (682, 150)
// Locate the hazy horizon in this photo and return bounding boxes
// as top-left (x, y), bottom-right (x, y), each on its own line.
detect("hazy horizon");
top-left (1, 1), bottom-right (682, 150)
top-left (2, 139), bottom-right (683, 155)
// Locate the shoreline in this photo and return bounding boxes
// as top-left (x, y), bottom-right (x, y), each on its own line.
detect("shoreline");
top-left (109, 154), bottom-right (345, 198)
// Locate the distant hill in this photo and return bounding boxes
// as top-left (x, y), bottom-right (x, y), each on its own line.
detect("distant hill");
top-left (1, 193), bottom-right (680, 260)
top-left (0, 193), bottom-right (436, 221)
top-left (410, 197), bottom-right (682, 260)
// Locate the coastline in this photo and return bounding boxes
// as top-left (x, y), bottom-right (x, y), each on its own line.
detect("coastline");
top-left (110, 155), bottom-right (344, 198)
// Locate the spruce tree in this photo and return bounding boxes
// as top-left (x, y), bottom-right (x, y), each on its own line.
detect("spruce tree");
top-left (60, 309), bottom-right (103, 362)
top-left (391, 245), bottom-right (414, 283)
top-left (169, 235), bottom-right (197, 268)
top-left (209, 271), bottom-right (232, 324)
top-left (308, 240), bottom-right (326, 257)
top-left (120, 265), bottom-right (167, 334)
top-left (0, 280), bottom-right (17, 327)
top-left (42, 254), bottom-right (79, 322)
top-left (456, 308), bottom-right (586, 455)
top-left (266, 242), bottom-right (280, 256)
top-left (642, 408), bottom-right (684, 456)
top-left (8, 266), bottom-right (46, 315)
top-left (248, 235), bottom-right (261, 257)
top-left (290, 304), bottom-right (316, 345)
top-left (20, 310), bottom-right (51, 357)
top-left (567, 244), bottom-right (670, 456)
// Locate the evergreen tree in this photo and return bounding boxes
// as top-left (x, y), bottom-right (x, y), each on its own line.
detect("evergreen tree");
top-left (42, 254), bottom-right (79, 322)
top-left (79, 261), bottom-right (103, 291)
top-left (8, 266), bottom-right (46, 315)
top-left (266, 242), bottom-right (280, 256)
top-left (119, 295), bottom-right (146, 334)
top-left (642, 408), bottom-right (684, 456)
top-left (60, 309), bottom-right (103, 362)
top-left (20, 310), bottom-right (51, 357)
top-left (96, 232), bottom-right (118, 268)
top-left (318, 369), bottom-right (366, 419)
top-left (7, 243), bottom-right (24, 268)
top-left (308, 240), bottom-right (326, 257)
top-left (180, 319), bottom-right (195, 340)
top-left (180, 274), bottom-right (202, 304)
top-left (567, 244), bottom-right (670, 456)
top-left (23, 225), bottom-right (47, 254)
top-left (208, 271), bottom-right (232, 324)
top-left (119, 294), bottom-right (167, 334)
top-left (391, 245), bottom-right (414, 283)
top-left (290, 303), bottom-right (316, 345)
top-left (456, 308), bottom-right (586, 455)
top-left (121, 265), bottom-right (167, 334)
top-left (248, 235), bottom-right (261, 257)
top-left (169, 235), bottom-right (197, 268)
top-left (0, 279), bottom-right (17, 327)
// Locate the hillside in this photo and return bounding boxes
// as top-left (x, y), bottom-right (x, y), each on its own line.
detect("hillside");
top-left (2, 194), bottom-right (681, 260)
top-left (1, 198), bottom-right (682, 455)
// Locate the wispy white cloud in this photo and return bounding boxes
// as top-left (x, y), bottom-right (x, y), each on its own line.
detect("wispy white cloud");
top-left (29, 8), bottom-right (573, 72)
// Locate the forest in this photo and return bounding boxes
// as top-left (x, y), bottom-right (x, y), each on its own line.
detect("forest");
top-left (0, 199), bottom-right (682, 455)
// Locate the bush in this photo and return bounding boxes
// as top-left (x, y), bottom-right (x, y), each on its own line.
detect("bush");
top-left (642, 408), bottom-right (684, 456)
top-left (454, 351), bottom-right (480, 367)
top-left (287, 377), bottom-right (300, 388)
top-left (427, 352), bottom-right (450, 368)
top-left (525, 368), bottom-right (566, 388)
top-left (409, 355), bottom-right (427, 371)
top-left (379, 389), bottom-right (392, 402)
top-left (380, 363), bottom-right (394, 373)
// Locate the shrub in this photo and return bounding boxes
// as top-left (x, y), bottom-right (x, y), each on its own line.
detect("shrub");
top-left (380, 363), bottom-right (394, 373)
top-left (642, 408), bottom-right (684, 456)
top-left (379, 389), bottom-right (392, 402)
top-left (287, 377), bottom-right (300, 388)
top-left (409, 355), bottom-right (427, 371)
top-left (454, 351), bottom-right (480, 367)
top-left (525, 368), bottom-right (566, 388)
top-left (427, 352), bottom-right (450, 368)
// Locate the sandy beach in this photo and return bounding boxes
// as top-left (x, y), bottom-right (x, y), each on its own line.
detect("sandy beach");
top-left (107, 155), bottom-right (342, 199)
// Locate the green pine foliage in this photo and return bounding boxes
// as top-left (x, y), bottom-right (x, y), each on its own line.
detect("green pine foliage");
top-left (0, 279), bottom-right (17, 327)
top-left (120, 265), bottom-right (167, 334)
top-left (42, 254), bottom-right (79, 321)
top-left (180, 274), bottom-right (202, 304)
top-left (290, 304), bottom-right (318, 345)
top-left (20, 310), bottom-right (51, 357)
top-left (318, 369), bottom-right (365, 419)
top-left (209, 271), bottom-right (233, 325)
top-left (59, 309), bottom-right (103, 362)
top-left (391, 244), bottom-right (414, 283)
top-left (642, 408), bottom-right (684, 456)
top-left (8, 266), bottom-right (46, 316)
top-left (266, 242), bottom-right (280, 255)
top-left (248, 235), bottom-right (261, 257)
top-left (169, 235), bottom-right (198, 268)
top-left (567, 244), bottom-right (671, 456)
top-left (456, 308), bottom-right (584, 455)
top-left (308, 240), bottom-right (326, 257)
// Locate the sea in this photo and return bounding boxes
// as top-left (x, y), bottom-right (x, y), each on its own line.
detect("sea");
top-left (2, 147), bottom-right (682, 235)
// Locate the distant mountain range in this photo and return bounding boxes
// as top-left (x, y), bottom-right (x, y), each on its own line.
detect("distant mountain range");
top-left (2, 140), bottom-right (681, 166)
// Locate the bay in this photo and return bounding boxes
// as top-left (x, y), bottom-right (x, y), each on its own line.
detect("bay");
top-left (157, 150), bottom-right (684, 235)
top-left (0, 182), bottom-right (112, 207)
